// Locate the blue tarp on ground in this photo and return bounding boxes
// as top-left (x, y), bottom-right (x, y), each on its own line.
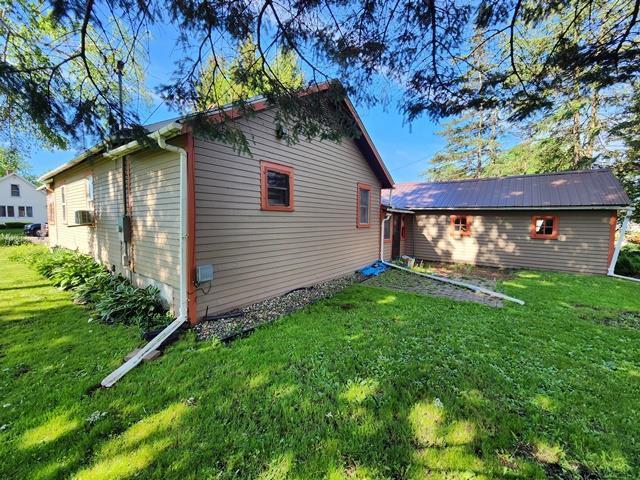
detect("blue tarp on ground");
top-left (359, 261), bottom-right (389, 277)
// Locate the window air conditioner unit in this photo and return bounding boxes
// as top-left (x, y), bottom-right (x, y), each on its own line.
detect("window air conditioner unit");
top-left (74, 210), bottom-right (94, 225)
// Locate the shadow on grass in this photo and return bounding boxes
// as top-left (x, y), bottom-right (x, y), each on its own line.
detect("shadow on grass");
top-left (1, 268), bottom-right (639, 479)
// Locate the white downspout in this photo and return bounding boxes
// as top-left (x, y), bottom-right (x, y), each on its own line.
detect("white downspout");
top-left (607, 207), bottom-right (639, 283)
top-left (380, 213), bottom-right (391, 261)
top-left (101, 134), bottom-right (189, 387)
top-left (155, 136), bottom-right (189, 321)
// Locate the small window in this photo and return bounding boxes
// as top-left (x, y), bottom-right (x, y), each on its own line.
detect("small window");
top-left (7, 206), bottom-right (14, 217)
top-left (450, 215), bottom-right (472, 236)
top-left (260, 161), bottom-right (294, 212)
top-left (400, 215), bottom-right (407, 240)
top-left (356, 183), bottom-right (371, 228)
top-left (47, 194), bottom-right (56, 224)
top-left (26, 206), bottom-right (33, 217)
top-left (18, 206), bottom-right (25, 217)
top-left (86, 175), bottom-right (94, 206)
top-left (383, 215), bottom-right (391, 241)
top-left (10, 184), bottom-right (19, 197)
top-left (60, 186), bottom-right (67, 224)
top-left (0, 206), bottom-right (5, 217)
top-left (530, 215), bottom-right (558, 239)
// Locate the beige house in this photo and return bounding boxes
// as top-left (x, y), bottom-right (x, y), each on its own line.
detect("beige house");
top-left (382, 170), bottom-right (630, 275)
top-left (40, 87), bottom-right (393, 324)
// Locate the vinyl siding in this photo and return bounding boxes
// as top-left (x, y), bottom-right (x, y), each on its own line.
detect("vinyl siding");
top-left (128, 146), bottom-right (181, 292)
top-left (49, 163), bottom-right (94, 253)
top-left (382, 213), bottom-right (413, 261)
top-left (48, 141), bottom-right (182, 309)
top-left (194, 109), bottom-right (382, 317)
top-left (411, 210), bottom-right (614, 274)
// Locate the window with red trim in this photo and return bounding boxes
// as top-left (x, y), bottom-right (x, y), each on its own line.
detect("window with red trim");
top-left (356, 183), bottom-right (371, 227)
top-left (450, 215), bottom-right (471, 236)
top-left (400, 215), bottom-right (407, 240)
top-left (47, 193), bottom-right (55, 224)
top-left (260, 161), bottom-right (294, 212)
top-left (383, 215), bottom-right (391, 241)
top-left (530, 215), bottom-right (558, 239)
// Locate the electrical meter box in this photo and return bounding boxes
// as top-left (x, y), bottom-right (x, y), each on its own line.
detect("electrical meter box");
top-left (118, 215), bottom-right (132, 243)
top-left (196, 264), bottom-right (214, 285)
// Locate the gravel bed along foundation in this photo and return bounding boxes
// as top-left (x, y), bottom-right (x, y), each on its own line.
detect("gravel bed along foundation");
top-left (195, 273), bottom-right (364, 341)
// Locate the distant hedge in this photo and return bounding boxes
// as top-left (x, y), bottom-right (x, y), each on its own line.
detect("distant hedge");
top-left (615, 243), bottom-right (640, 278)
top-left (0, 222), bottom-right (30, 229)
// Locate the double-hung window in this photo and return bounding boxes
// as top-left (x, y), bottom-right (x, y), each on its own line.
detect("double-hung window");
top-left (356, 183), bottom-right (371, 227)
top-left (18, 206), bottom-right (25, 217)
top-left (60, 186), bottom-right (67, 224)
top-left (86, 175), bottom-right (94, 208)
top-left (260, 161), bottom-right (294, 212)
top-left (383, 214), bottom-right (391, 241)
top-left (47, 194), bottom-right (56, 224)
top-left (10, 184), bottom-right (19, 197)
top-left (26, 206), bottom-right (33, 217)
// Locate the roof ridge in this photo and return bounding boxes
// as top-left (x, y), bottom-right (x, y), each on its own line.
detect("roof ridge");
top-left (388, 169), bottom-right (611, 188)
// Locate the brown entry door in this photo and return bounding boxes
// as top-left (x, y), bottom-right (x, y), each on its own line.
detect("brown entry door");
top-left (392, 215), bottom-right (401, 259)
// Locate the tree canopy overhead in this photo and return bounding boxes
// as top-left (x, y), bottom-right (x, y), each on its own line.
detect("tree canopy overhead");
top-left (1, 0), bottom-right (639, 148)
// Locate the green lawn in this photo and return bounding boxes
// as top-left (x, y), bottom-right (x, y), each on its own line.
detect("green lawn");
top-left (1, 246), bottom-right (639, 480)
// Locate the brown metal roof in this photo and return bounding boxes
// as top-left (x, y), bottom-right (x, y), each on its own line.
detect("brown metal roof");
top-left (382, 169), bottom-right (630, 210)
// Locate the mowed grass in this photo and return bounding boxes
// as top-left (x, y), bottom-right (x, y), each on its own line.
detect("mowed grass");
top-left (0, 246), bottom-right (639, 479)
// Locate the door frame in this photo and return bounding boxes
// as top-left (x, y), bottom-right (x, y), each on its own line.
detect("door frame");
top-left (391, 214), bottom-right (401, 259)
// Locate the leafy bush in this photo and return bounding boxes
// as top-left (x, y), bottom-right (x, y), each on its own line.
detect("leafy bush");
top-left (615, 244), bottom-right (640, 277)
top-left (14, 246), bottom-right (172, 330)
top-left (29, 248), bottom-right (104, 289)
top-left (72, 270), bottom-right (121, 305)
top-left (627, 231), bottom-right (640, 244)
top-left (0, 233), bottom-right (30, 246)
top-left (93, 282), bottom-right (171, 330)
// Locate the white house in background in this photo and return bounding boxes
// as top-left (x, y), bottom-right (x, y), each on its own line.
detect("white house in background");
top-left (0, 173), bottom-right (47, 225)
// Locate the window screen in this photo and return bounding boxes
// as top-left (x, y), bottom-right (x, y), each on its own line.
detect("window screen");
top-left (359, 188), bottom-right (370, 225)
top-left (267, 170), bottom-right (290, 207)
top-left (10, 184), bottom-right (19, 197)
top-left (7, 206), bottom-right (14, 217)
top-left (26, 206), bottom-right (33, 217)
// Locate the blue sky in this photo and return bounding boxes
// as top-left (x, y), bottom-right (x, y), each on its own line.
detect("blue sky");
top-left (31, 22), bottom-right (445, 184)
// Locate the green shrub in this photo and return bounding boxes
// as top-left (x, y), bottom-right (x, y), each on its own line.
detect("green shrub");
top-left (0, 233), bottom-right (31, 246)
top-left (3, 221), bottom-right (29, 228)
top-left (13, 246), bottom-right (172, 330)
top-left (615, 244), bottom-right (640, 277)
top-left (29, 248), bottom-right (104, 289)
top-left (93, 282), bottom-right (171, 330)
top-left (73, 271), bottom-right (127, 306)
top-left (627, 231), bottom-right (640, 244)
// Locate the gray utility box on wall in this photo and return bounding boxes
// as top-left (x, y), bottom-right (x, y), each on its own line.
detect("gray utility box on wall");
top-left (196, 264), bottom-right (214, 286)
top-left (118, 215), bottom-right (132, 243)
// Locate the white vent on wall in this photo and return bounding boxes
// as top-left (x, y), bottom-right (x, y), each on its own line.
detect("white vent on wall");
top-left (74, 210), bottom-right (94, 225)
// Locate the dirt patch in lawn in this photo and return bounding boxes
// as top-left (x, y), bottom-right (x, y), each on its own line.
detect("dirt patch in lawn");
top-left (364, 269), bottom-right (503, 307)
top-left (195, 273), bottom-right (365, 341)
top-left (574, 304), bottom-right (640, 331)
top-left (411, 260), bottom-right (516, 282)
